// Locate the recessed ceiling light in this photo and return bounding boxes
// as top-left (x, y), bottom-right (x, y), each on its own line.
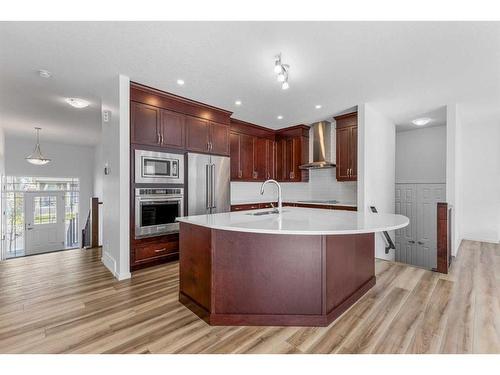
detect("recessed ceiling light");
top-left (235, 100), bottom-right (242, 106)
top-left (315, 105), bottom-right (322, 109)
top-left (65, 98), bottom-right (90, 109)
top-left (412, 117), bottom-right (431, 126)
top-left (38, 70), bottom-right (51, 78)
top-left (277, 115), bottom-right (283, 120)
top-left (177, 79), bottom-right (185, 86)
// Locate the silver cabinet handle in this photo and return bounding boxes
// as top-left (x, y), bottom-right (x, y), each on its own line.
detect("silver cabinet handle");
top-left (160, 133), bottom-right (164, 144)
top-left (157, 133), bottom-right (161, 144)
top-left (154, 248), bottom-right (167, 253)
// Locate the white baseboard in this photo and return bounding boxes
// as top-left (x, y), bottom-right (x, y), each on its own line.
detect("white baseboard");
top-left (101, 250), bottom-right (116, 275)
top-left (461, 237), bottom-right (500, 245)
top-left (101, 250), bottom-right (131, 280)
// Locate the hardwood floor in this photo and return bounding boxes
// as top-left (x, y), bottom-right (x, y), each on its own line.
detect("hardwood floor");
top-left (1, 240), bottom-right (499, 354)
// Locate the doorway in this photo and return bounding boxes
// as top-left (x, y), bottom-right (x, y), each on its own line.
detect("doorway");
top-left (394, 108), bottom-right (447, 270)
top-left (24, 191), bottom-right (66, 256)
top-left (2, 176), bottom-right (80, 259)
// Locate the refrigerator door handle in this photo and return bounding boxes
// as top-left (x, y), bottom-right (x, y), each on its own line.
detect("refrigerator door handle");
top-left (211, 164), bottom-right (216, 209)
top-left (205, 164), bottom-right (211, 210)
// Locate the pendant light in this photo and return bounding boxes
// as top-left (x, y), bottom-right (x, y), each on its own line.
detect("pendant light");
top-left (26, 127), bottom-right (51, 165)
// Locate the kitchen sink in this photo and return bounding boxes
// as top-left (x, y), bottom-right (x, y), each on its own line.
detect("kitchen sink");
top-left (246, 209), bottom-right (285, 216)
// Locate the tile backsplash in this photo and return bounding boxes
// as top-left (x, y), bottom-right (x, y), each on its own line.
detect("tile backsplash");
top-left (231, 168), bottom-right (357, 204)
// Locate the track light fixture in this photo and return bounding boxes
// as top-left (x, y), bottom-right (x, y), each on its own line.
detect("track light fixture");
top-left (274, 54), bottom-right (290, 90)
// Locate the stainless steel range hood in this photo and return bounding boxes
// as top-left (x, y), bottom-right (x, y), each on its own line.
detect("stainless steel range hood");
top-left (299, 121), bottom-right (336, 169)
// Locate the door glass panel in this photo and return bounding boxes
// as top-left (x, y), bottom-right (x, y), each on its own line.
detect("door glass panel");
top-left (34, 196), bottom-right (57, 225)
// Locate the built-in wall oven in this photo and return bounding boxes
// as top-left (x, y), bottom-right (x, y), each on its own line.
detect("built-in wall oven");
top-left (135, 188), bottom-right (184, 239)
top-left (135, 149), bottom-right (184, 184)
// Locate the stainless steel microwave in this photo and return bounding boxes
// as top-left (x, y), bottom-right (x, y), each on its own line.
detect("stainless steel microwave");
top-left (135, 150), bottom-right (185, 184)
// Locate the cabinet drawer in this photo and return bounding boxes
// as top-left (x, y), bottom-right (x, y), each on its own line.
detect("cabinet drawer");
top-left (134, 240), bottom-right (179, 261)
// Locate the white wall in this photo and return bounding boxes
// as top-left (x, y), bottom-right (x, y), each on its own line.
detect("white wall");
top-left (358, 104), bottom-right (396, 260)
top-left (93, 143), bottom-right (103, 246)
top-left (446, 104), bottom-right (463, 255)
top-left (4, 134), bottom-right (94, 235)
top-left (100, 74), bottom-right (130, 280)
top-left (460, 119), bottom-right (500, 244)
top-left (0, 127), bottom-right (5, 260)
top-left (396, 126), bottom-right (446, 184)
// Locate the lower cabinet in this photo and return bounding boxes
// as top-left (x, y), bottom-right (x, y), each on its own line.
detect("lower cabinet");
top-left (131, 234), bottom-right (179, 270)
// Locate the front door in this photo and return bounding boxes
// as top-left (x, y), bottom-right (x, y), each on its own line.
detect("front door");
top-left (24, 192), bottom-right (65, 256)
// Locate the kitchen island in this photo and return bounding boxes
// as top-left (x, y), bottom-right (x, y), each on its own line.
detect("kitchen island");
top-left (177, 207), bottom-right (409, 326)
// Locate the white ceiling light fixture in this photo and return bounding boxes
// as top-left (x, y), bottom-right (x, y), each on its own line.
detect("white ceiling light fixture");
top-left (274, 54), bottom-right (290, 90)
top-left (277, 115), bottom-right (283, 120)
top-left (26, 127), bottom-right (51, 165)
top-left (315, 105), bottom-right (322, 109)
top-left (38, 69), bottom-right (51, 78)
top-left (176, 79), bottom-right (185, 86)
top-left (412, 117), bottom-right (431, 126)
top-left (65, 97), bottom-right (90, 109)
top-left (235, 100), bottom-right (242, 106)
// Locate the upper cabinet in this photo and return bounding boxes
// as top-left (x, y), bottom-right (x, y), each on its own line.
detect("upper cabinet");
top-left (130, 83), bottom-right (232, 155)
top-left (334, 112), bottom-right (357, 181)
top-left (230, 120), bottom-right (308, 183)
top-left (131, 102), bottom-right (161, 146)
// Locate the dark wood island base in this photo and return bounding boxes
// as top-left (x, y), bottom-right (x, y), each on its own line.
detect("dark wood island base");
top-left (179, 222), bottom-right (376, 327)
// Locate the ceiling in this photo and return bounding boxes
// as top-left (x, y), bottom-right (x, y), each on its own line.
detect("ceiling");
top-left (1, 21), bottom-right (499, 145)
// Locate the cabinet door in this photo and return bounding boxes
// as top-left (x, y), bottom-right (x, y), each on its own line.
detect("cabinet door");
top-left (131, 102), bottom-right (160, 146)
top-left (230, 132), bottom-right (241, 180)
top-left (336, 127), bottom-right (350, 181)
top-left (266, 139), bottom-right (275, 180)
top-left (275, 139), bottom-right (285, 181)
top-left (284, 138), bottom-right (294, 181)
top-left (210, 122), bottom-right (230, 156)
top-left (253, 137), bottom-right (268, 180)
top-left (349, 126), bottom-right (358, 180)
top-left (186, 116), bottom-right (210, 153)
top-left (160, 109), bottom-right (185, 149)
top-left (239, 134), bottom-right (254, 180)
top-left (290, 137), bottom-right (303, 181)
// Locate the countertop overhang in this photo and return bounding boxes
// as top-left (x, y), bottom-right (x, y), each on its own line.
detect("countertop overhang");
top-left (177, 207), bottom-right (409, 235)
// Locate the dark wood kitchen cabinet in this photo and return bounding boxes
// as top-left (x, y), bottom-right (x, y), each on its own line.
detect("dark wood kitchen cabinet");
top-left (131, 102), bottom-right (161, 146)
top-left (160, 109), bottom-right (185, 149)
top-left (185, 117), bottom-right (230, 156)
top-left (230, 119), bottom-right (276, 182)
top-left (335, 112), bottom-right (357, 182)
top-left (275, 125), bottom-right (309, 182)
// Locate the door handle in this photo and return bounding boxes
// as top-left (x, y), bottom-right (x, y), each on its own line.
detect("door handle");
top-left (211, 164), bottom-right (216, 209)
top-left (206, 164), bottom-right (211, 209)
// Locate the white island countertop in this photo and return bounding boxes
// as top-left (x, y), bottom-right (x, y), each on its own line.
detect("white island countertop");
top-left (177, 207), bottom-right (409, 235)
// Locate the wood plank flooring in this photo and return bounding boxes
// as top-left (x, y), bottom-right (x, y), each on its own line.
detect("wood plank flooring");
top-left (1, 240), bottom-right (499, 354)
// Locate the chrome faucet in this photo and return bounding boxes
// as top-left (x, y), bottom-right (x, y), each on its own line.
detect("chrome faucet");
top-left (260, 179), bottom-right (282, 213)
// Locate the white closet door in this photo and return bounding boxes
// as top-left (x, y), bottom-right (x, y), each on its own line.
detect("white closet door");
top-left (416, 184), bottom-right (446, 269)
top-left (395, 184), bottom-right (417, 264)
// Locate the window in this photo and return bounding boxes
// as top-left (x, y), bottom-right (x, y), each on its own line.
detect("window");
top-left (33, 196), bottom-right (57, 225)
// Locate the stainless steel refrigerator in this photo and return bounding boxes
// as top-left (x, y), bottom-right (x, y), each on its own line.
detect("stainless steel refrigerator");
top-left (187, 153), bottom-right (231, 215)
